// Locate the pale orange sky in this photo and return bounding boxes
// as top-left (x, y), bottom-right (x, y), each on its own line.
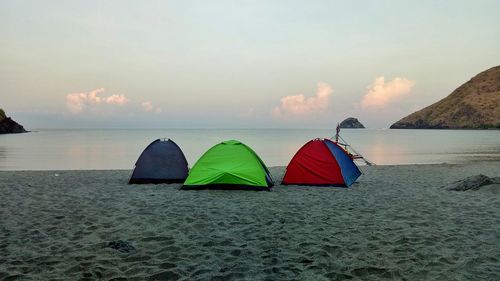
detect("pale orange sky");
top-left (1, 1), bottom-right (499, 128)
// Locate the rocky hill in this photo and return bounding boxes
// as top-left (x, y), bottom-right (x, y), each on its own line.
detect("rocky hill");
top-left (391, 65), bottom-right (500, 129)
top-left (339, 117), bottom-right (365, 128)
top-left (0, 108), bottom-right (28, 134)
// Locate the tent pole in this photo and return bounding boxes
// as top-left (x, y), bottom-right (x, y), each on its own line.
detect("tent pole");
top-left (331, 128), bottom-right (375, 166)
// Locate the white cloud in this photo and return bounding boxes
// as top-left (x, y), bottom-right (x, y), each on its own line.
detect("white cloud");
top-left (361, 77), bottom-right (415, 110)
top-left (87, 88), bottom-right (105, 104)
top-left (106, 94), bottom-right (129, 105)
top-left (273, 82), bottom-right (333, 117)
top-left (142, 101), bottom-right (162, 113)
top-left (66, 88), bottom-right (129, 114)
top-left (141, 101), bottom-right (154, 112)
top-left (66, 93), bottom-right (88, 114)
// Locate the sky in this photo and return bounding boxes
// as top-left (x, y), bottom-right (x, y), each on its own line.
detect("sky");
top-left (1, 0), bottom-right (499, 129)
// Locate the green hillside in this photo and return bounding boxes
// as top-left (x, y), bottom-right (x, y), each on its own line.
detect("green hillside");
top-left (391, 65), bottom-right (500, 129)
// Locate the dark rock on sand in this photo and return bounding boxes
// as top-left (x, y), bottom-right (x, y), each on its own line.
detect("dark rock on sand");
top-left (446, 174), bottom-right (500, 191)
top-left (106, 240), bottom-right (136, 253)
top-left (300, 258), bottom-right (314, 264)
top-left (339, 117), bottom-right (365, 128)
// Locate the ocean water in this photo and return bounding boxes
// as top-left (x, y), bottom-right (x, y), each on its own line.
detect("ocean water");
top-left (0, 129), bottom-right (499, 170)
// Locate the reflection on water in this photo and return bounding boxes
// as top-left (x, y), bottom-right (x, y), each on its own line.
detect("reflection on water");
top-left (0, 129), bottom-right (499, 170)
top-left (353, 129), bottom-right (500, 165)
top-left (367, 141), bottom-right (403, 165)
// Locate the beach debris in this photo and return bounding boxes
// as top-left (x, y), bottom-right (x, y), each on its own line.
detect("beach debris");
top-left (445, 174), bottom-right (500, 191)
top-left (105, 240), bottom-right (136, 253)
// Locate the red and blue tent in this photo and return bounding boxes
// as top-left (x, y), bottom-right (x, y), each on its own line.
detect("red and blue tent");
top-left (282, 138), bottom-right (361, 187)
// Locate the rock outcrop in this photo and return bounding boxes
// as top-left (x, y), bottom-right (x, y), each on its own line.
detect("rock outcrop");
top-left (0, 109), bottom-right (28, 134)
top-left (391, 65), bottom-right (500, 129)
top-left (339, 117), bottom-right (365, 129)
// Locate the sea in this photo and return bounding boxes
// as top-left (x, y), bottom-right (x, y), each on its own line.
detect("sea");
top-left (1, 129), bottom-right (499, 170)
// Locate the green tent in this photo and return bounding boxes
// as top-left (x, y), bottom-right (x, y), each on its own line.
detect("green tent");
top-left (182, 140), bottom-right (274, 190)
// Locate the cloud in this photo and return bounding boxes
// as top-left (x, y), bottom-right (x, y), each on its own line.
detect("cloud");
top-left (142, 101), bottom-right (162, 113)
top-left (361, 77), bottom-right (415, 110)
top-left (106, 94), bottom-right (129, 105)
top-left (273, 82), bottom-right (333, 117)
top-left (141, 101), bottom-right (154, 112)
top-left (87, 88), bottom-right (105, 104)
top-left (66, 93), bottom-right (87, 114)
top-left (66, 88), bottom-right (129, 114)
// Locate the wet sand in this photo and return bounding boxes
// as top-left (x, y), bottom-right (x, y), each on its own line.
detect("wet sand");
top-left (1, 162), bottom-right (499, 280)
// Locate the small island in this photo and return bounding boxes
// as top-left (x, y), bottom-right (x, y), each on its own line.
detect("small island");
top-left (0, 108), bottom-right (28, 134)
top-left (339, 117), bottom-right (365, 129)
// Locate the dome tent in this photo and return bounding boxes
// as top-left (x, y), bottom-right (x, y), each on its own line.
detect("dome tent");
top-left (182, 140), bottom-right (273, 191)
top-left (282, 138), bottom-right (361, 187)
top-left (129, 139), bottom-right (188, 184)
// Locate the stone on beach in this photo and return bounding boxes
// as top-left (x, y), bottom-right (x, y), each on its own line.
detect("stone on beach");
top-left (445, 174), bottom-right (500, 191)
top-left (106, 240), bottom-right (136, 253)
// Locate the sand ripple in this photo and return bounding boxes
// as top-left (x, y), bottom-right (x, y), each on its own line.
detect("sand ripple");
top-left (1, 163), bottom-right (499, 280)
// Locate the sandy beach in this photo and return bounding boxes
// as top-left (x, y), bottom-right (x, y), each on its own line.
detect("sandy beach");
top-left (1, 162), bottom-right (499, 280)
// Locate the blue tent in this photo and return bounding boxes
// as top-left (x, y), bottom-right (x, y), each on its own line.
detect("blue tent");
top-left (129, 139), bottom-right (188, 184)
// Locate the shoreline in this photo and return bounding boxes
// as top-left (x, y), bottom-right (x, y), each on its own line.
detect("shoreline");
top-left (3, 159), bottom-right (500, 172)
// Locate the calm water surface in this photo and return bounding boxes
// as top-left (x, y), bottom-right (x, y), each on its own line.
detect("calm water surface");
top-left (0, 129), bottom-right (499, 170)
